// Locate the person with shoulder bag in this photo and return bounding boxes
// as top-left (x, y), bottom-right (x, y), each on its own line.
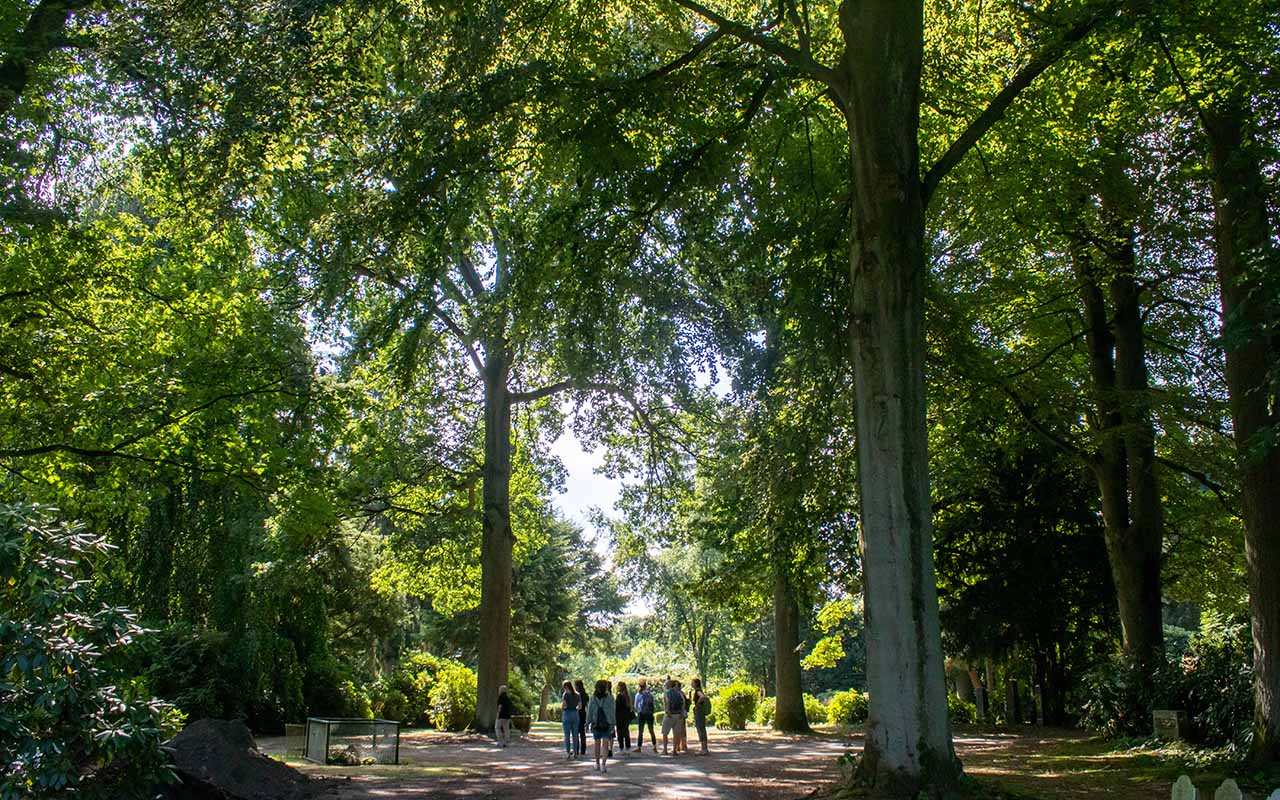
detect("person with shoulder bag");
top-left (691, 677), bottom-right (711, 754)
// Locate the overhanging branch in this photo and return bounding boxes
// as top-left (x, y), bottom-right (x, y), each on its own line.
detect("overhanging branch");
top-left (668, 0), bottom-right (836, 87)
top-left (921, 1), bottom-right (1119, 205)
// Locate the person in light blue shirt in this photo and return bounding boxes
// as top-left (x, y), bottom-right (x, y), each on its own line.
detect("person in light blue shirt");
top-left (633, 679), bottom-right (657, 753)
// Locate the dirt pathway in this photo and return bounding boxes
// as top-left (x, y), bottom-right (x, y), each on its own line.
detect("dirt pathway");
top-left (259, 724), bottom-right (1185, 799)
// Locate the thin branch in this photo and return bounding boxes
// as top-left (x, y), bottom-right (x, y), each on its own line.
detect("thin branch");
top-left (640, 26), bottom-right (730, 82)
top-left (668, 0), bottom-right (836, 86)
top-left (509, 379), bottom-right (575, 404)
top-left (998, 382), bottom-right (1093, 464)
top-left (354, 265), bottom-right (484, 374)
top-left (1154, 455), bottom-right (1237, 515)
top-left (922, 1), bottom-right (1118, 205)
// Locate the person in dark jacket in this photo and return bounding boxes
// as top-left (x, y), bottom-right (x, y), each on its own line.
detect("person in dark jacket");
top-left (614, 682), bottom-right (633, 753)
top-left (495, 684), bottom-right (514, 748)
top-left (690, 677), bottom-right (709, 754)
top-left (574, 679), bottom-right (588, 755)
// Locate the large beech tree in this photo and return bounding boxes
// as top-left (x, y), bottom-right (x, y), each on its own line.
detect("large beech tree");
top-left (649, 0), bottom-right (1118, 790)
top-left (1148, 0), bottom-right (1280, 762)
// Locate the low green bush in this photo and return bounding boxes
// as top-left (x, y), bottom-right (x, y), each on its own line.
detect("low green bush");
top-left (755, 696), bottom-right (776, 727)
top-left (371, 651), bottom-right (445, 726)
top-left (828, 689), bottom-right (869, 725)
top-left (715, 683), bottom-right (759, 730)
top-left (947, 693), bottom-right (978, 724)
top-left (429, 662), bottom-right (478, 731)
top-left (804, 693), bottom-right (828, 724)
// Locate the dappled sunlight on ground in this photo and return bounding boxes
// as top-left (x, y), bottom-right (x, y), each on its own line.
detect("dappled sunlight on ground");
top-left (256, 722), bottom-right (1190, 799)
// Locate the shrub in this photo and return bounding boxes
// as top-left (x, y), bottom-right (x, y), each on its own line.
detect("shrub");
top-left (755, 696), bottom-right (776, 727)
top-left (1080, 617), bottom-right (1253, 751)
top-left (505, 669), bottom-right (537, 717)
top-left (372, 651), bottom-right (445, 726)
top-left (0, 505), bottom-right (185, 800)
top-left (804, 693), bottom-right (829, 724)
top-left (429, 662), bottom-right (478, 731)
top-left (1174, 617), bottom-right (1253, 750)
top-left (1079, 656), bottom-right (1157, 738)
top-left (948, 693), bottom-right (978, 724)
top-left (828, 689), bottom-right (869, 725)
top-left (715, 683), bottom-right (759, 730)
top-left (141, 624), bottom-right (239, 722)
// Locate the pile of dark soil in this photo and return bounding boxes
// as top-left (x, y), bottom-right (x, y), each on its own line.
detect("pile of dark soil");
top-left (160, 719), bottom-right (314, 800)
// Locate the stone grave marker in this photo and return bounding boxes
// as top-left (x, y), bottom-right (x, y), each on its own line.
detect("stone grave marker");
top-left (1172, 774), bottom-right (1196, 800)
top-left (1154, 709), bottom-right (1189, 741)
top-left (1213, 779), bottom-right (1241, 800)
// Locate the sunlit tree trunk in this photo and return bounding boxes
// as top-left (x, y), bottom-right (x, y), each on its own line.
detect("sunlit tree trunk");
top-left (1203, 105), bottom-right (1280, 765)
top-left (474, 345), bottom-right (513, 733)
top-left (837, 1), bottom-right (957, 791)
top-left (773, 564), bottom-right (810, 733)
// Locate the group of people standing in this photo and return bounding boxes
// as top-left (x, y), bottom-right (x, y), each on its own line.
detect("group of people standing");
top-left (558, 677), bottom-right (711, 772)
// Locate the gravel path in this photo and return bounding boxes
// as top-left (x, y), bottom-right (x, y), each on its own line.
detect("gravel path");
top-left (258, 723), bottom-right (1177, 799)
top-left (260, 724), bottom-right (852, 799)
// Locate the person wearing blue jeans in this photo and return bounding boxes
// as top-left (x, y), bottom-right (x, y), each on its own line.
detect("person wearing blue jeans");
top-left (560, 681), bottom-right (580, 760)
top-left (633, 679), bottom-right (657, 752)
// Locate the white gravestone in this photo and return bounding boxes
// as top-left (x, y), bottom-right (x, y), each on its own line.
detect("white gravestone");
top-left (1172, 775), bottom-right (1197, 800)
top-left (1213, 779), bottom-right (1242, 800)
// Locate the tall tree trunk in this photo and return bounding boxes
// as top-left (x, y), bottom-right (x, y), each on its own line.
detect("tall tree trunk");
top-left (473, 347), bottom-right (513, 733)
top-left (773, 565), bottom-right (810, 733)
top-left (1203, 106), bottom-right (1280, 765)
top-left (838, 2), bottom-right (957, 792)
top-left (1069, 159), bottom-right (1164, 674)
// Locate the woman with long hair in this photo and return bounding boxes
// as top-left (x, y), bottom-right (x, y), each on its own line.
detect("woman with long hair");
top-left (614, 681), bottom-right (633, 754)
top-left (573, 679), bottom-right (588, 755)
top-left (585, 679), bottom-right (617, 772)
top-left (560, 680), bottom-right (580, 760)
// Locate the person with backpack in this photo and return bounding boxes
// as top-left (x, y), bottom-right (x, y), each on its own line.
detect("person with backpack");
top-left (615, 681), bottom-right (633, 754)
top-left (661, 678), bottom-right (685, 755)
top-left (573, 679), bottom-right (588, 755)
top-left (690, 678), bottom-right (710, 754)
top-left (560, 680), bottom-right (580, 760)
top-left (633, 679), bottom-right (657, 753)
top-left (586, 679), bottom-right (617, 773)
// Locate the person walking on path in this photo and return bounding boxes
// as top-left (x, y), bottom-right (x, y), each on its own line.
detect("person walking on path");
top-left (661, 679), bottom-right (685, 755)
top-left (634, 679), bottom-right (657, 753)
top-left (690, 678), bottom-right (710, 754)
top-left (560, 681), bottom-right (580, 760)
top-left (495, 685), bottom-right (514, 748)
top-left (614, 682), bottom-right (633, 754)
top-left (586, 679), bottom-right (617, 773)
top-left (574, 679), bottom-right (588, 755)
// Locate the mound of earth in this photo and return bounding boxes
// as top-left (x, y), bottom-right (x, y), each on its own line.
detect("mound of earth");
top-left (160, 719), bottom-right (314, 800)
